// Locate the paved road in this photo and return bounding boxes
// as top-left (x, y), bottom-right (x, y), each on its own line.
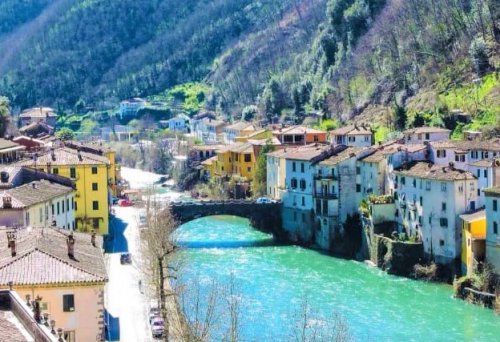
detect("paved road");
top-left (104, 206), bottom-right (152, 342)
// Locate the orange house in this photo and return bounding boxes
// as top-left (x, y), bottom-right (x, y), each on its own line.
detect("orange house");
top-left (273, 126), bottom-right (327, 145)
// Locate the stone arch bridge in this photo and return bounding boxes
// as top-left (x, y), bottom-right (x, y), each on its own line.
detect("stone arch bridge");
top-left (168, 200), bottom-right (282, 234)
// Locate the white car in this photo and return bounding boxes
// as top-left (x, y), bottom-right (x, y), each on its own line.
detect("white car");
top-left (255, 197), bottom-right (273, 204)
top-left (150, 317), bottom-right (164, 339)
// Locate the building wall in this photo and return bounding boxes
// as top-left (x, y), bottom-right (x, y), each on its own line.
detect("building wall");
top-left (461, 217), bottom-right (486, 275)
top-left (406, 131), bottom-right (449, 144)
top-left (305, 133), bottom-right (327, 144)
top-left (25, 192), bottom-right (75, 230)
top-left (485, 194), bottom-right (500, 274)
top-left (39, 164), bottom-right (109, 235)
top-left (282, 159), bottom-right (315, 211)
top-left (15, 284), bottom-right (105, 342)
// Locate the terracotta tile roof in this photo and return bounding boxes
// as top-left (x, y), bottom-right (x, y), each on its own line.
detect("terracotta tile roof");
top-left (467, 158), bottom-right (500, 168)
top-left (394, 161), bottom-right (476, 181)
top-left (360, 143), bottom-right (426, 163)
top-left (0, 167), bottom-right (74, 190)
top-left (225, 122), bottom-right (256, 131)
top-left (459, 209), bottom-right (486, 223)
top-left (14, 147), bottom-right (109, 167)
top-left (243, 129), bottom-right (269, 139)
top-left (273, 126), bottom-right (326, 135)
top-left (64, 141), bottom-right (113, 154)
top-left (19, 107), bottom-right (57, 118)
top-left (484, 186), bottom-right (500, 196)
top-left (190, 144), bottom-right (226, 151)
top-left (404, 126), bottom-right (451, 134)
top-left (0, 139), bottom-right (23, 151)
top-left (0, 227), bottom-right (107, 286)
top-left (320, 146), bottom-right (368, 165)
top-left (431, 138), bottom-right (500, 152)
top-left (201, 156), bottom-right (217, 166)
top-left (247, 137), bottom-right (281, 146)
top-left (218, 143), bottom-right (254, 154)
top-left (268, 144), bottom-right (330, 161)
top-left (0, 180), bottom-right (73, 208)
top-left (330, 124), bottom-right (372, 136)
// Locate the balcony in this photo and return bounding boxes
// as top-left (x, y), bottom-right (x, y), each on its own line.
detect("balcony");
top-left (314, 174), bottom-right (338, 180)
top-left (314, 191), bottom-right (338, 200)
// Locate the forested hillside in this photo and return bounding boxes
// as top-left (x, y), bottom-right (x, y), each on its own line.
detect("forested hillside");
top-left (0, 0), bottom-right (498, 134)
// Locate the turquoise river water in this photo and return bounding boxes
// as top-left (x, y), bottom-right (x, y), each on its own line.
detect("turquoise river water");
top-left (174, 215), bottom-right (499, 341)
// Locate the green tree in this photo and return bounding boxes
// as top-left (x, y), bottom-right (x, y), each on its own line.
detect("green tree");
top-left (242, 105), bottom-right (258, 122)
top-left (252, 140), bottom-right (275, 197)
top-left (393, 104), bottom-right (407, 131)
top-left (0, 96), bottom-right (10, 137)
top-left (55, 127), bottom-right (75, 141)
top-left (469, 38), bottom-right (491, 77)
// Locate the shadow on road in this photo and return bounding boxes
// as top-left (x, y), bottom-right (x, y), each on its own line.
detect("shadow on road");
top-left (104, 215), bottom-right (129, 254)
top-left (104, 309), bottom-right (120, 341)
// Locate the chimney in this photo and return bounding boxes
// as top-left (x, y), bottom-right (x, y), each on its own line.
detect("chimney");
top-left (77, 151), bottom-right (83, 161)
top-left (3, 195), bottom-right (12, 209)
top-left (32, 182), bottom-right (37, 189)
top-left (449, 161), bottom-right (455, 170)
top-left (67, 234), bottom-right (75, 259)
top-left (0, 171), bottom-right (9, 183)
top-left (7, 231), bottom-right (16, 257)
top-left (91, 231), bottom-right (96, 247)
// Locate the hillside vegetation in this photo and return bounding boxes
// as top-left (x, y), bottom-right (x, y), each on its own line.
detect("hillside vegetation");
top-left (0, 0), bottom-right (498, 134)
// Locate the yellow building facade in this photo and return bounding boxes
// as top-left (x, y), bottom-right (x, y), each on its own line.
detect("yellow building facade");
top-left (16, 148), bottom-right (111, 234)
top-left (460, 210), bottom-right (486, 276)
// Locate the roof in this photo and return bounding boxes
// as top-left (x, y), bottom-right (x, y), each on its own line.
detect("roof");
top-left (218, 142), bottom-right (254, 154)
top-left (393, 161), bottom-right (476, 181)
top-left (0, 227), bottom-right (107, 286)
top-left (247, 137), bottom-right (281, 146)
top-left (330, 124), bottom-right (372, 136)
top-left (484, 186), bottom-right (500, 197)
top-left (168, 114), bottom-right (190, 122)
top-left (202, 118), bottom-right (226, 127)
top-left (19, 107), bottom-right (57, 118)
top-left (460, 209), bottom-right (486, 223)
top-left (14, 147), bottom-right (109, 167)
top-left (273, 126), bottom-right (326, 135)
top-left (225, 121), bottom-right (256, 131)
top-left (320, 146), bottom-right (368, 165)
top-left (0, 139), bottom-right (23, 152)
top-left (201, 156), bottom-right (217, 166)
top-left (64, 141), bottom-right (114, 155)
top-left (431, 138), bottom-right (500, 152)
top-left (404, 126), bottom-right (451, 134)
top-left (0, 166), bottom-right (74, 190)
top-left (18, 121), bottom-right (54, 136)
top-left (190, 144), bottom-right (226, 151)
top-left (0, 180), bottom-right (73, 209)
top-left (467, 158), bottom-right (500, 168)
top-left (359, 143), bottom-right (426, 163)
top-left (267, 144), bottom-right (330, 161)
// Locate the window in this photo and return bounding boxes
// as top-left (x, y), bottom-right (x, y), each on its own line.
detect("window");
top-left (401, 177), bottom-right (406, 185)
top-left (57, 202), bottom-right (60, 215)
top-left (91, 166), bottom-right (98, 174)
top-left (412, 178), bottom-right (416, 188)
top-left (494, 200), bottom-right (498, 211)
top-left (74, 201), bottom-right (77, 211)
top-left (63, 331), bottom-right (76, 342)
top-left (477, 189), bottom-right (480, 196)
top-left (53, 168), bottom-right (59, 175)
top-left (437, 150), bottom-right (446, 158)
top-left (92, 183), bottom-right (98, 191)
top-left (425, 181), bottom-right (431, 191)
top-left (356, 184), bottom-right (361, 192)
top-left (291, 178), bottom-right (298, 189)
top-left (441, 182), bottom-right (447, 192)
top-left (292, 162), bottom-right (296, 172)
top-left (244, 154), bottom-right (251, 162)
top-left (356, 166), bottom-right (360, 175)
top-left (26, 212), bottom-right (30, 226)
top-left (425, 133), bottom-right (430, 140)
top-left (93, 218), bottom-right (99, 229)
top-left (62, 201), bottom-right (65, 213)
top-left (458, 185), bottom-right (463, 193)
top-left (299, 179), bottom-right (306, 190)
top-left (484, 169), bottom-right (488, 178)
top-left (63, 294), bottom-right (75, 312)
top-left (440, 239), bottom-right (445, 246)
top-left (39, 208), bottom-right (43, 223)
top-left (301, 196), bottom-right (305, 206)
top-left (455, 154), bottom-right (465, 162)
top-left (418, 216), bottom-right (422, 225)
top-left (494, 222), bottom-right (498, 235)
top-left (92, 201), bottom-right (99, 210)
top-left (51, 204), bottom-right (54, 216)
top-left (314, 135), bottom-right (319, 142)
top-left (477, 170), bottom-right (481, 178)
top-left (419, 196), bottom-right (423, 206)
top-left (300, 163), bottom-right (305, 173)
top-left (440, 218), bottom-right (448, 227)
top-left (66, 199), bottom-right (69, 211)
top-left (70, 168), bottom-right (76, 179)
top-left (442, 202), bottom-right (446, 212)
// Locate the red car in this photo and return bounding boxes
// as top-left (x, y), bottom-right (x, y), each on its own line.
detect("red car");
top-left (118, 199), bottom-right (134, 207)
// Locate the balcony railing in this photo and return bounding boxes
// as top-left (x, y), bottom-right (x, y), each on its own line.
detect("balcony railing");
top-left (314, 174), bottom-right (338, 180)
top-left (314, 192), bottom-right (338, 200)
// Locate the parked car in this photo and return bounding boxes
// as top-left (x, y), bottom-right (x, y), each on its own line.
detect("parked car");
top-left (118, 199), bottom-right (134, 207)
top-left (148, 301), bottom-right (160, 323)
top-left (255, 197), bottom-right (273, 204)
top-left (120, 253), bottom-right (132, 265)
top-left (150, 317), bottom-right (164, 339)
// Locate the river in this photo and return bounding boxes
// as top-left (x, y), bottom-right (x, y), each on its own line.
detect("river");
top-left (174, 215), bottom-right (499, 342)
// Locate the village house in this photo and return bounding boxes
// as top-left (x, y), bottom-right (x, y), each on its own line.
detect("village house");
top-left (467, 158), bottom-right (500, 207)
top-left (212, 142), bottom-right (256, 180)
top-left (19, 107), bottom-right (57, 127)
top-left (193, 118), bottom-right (226, 144)
top-left (19, 121), bottom-right (55, 139)
top-left (330, 124), bottom-right (373, 147)
top-left (0, 227), bottom-right (108, 342)
top-left (403, 126), bottom-right (451, 144)
top-left (100, 125), bottom-right (139, 142)
top-left (14, 148), bottom-right (111, 235)
top-left (313, 146), bottom-right (372, 249)
top-left (0, 139), bottom-right (25, 164)
top-left (118, 98), bottom-right (147, 120)
top-left (484, 187), bottom-right (500, 274)
top-left (166, 114), bottom-right (191, 133)
top-left (223, 122), bottom-right (257, 144)
top-left (13, 135), bottom-right (50, 152)
top-left (0, 180), bottom-right (75, 230)
top-left (392, 162), bottom-right (478, 264)
top-left (273, 126), bottom-right (327, 145)
top-left (460, 210), bottom-right (486, 276)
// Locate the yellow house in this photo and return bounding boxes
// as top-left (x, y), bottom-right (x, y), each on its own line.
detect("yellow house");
top-left (0, 227), bottom-right (108, 342)
top-left (16, 148), bottom-right (110, 234)
top-left (460, 210), bottom-right (486, 276)
top-left (200, 155), bottom-right (218, 179)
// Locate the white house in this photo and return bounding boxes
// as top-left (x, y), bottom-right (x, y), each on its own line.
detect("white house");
top-left (330, 124), bottom-right (373, 147)
top-left (118, 98), bottom-right (147, 120)
top-left (393, 162), bottom-right (478, 264)
top-left (403, 126), bottom-right (450, 144)
top-left (19, 107), bottom-right (57, 127)
top-left (0, 180), bottom-right (75, 230)
top-left (167, 114), bottom-right (191, 133)
top-left (484, 187), bottom-right (500, 274)
top-left (467, 158), bottom-right (500, 207)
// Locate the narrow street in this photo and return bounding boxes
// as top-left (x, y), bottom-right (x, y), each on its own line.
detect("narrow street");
top-left (104, 205), bottom-right (152, 342)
